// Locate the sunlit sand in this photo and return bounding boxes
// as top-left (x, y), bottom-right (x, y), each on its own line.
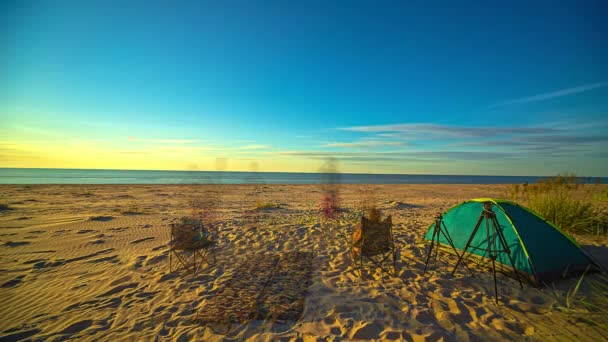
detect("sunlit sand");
top-left (1, 184), bottom-right (606, 340)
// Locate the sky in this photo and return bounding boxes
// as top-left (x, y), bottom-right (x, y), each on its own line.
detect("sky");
top-left (1, 0), bottom-right (607, 176)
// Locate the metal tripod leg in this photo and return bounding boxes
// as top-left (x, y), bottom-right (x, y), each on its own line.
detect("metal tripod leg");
top-left (492, 216), bottom-right (524, 289)
top-left (452, 213), bottom-right (484, 275)
top-left (422, 223), bottom-right (440, 275)
top-left (491, 257), bottom-right (498, 304)
top-left (485, 214), bottom-right (500, 304)
top-left (440, 221), bottom-right (475, 277)
top-left (433, 227), bottom-right (441, 266)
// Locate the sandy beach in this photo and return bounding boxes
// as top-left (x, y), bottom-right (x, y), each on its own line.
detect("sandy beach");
top-left (1, 184), bottom-right (607, 341)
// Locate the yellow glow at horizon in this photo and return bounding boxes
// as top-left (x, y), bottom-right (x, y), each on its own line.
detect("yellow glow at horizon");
top-left (0, 140), bottom-right (330, 172)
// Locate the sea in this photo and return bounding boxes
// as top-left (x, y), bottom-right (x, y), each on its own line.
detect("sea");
top-left (1, 168), bottom-right (604, 185)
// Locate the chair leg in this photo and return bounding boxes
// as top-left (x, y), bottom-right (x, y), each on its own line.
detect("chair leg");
top-left (173, 251), bottom-right (194, 275)
top-left (392, 250), bottom-right (397, 276)
top-left (359, 253), bottom-right (363, 278)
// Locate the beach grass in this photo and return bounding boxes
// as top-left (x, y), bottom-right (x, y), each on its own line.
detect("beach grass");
top-left (505, 174), bottom-right (606, 235)
top-left (255, 201), bottom-right (281, 210)
top-left (552, 271), bottom-right (608, 331)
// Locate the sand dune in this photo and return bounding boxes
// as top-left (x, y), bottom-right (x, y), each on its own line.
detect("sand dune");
top-left (0, 184), bottom-right (606, 341)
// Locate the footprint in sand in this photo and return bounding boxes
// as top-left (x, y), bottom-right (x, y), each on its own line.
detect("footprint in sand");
top-left (58, 320), bottom-right (93, 335)
top-left (110, 275), bottom-right (132, 286)
top-left (144, 254), bottom-right (167, 266)
top-left (3, 241), bottom-right (31, 247)
top-left (89, 216), bottom-right (114, 222)
top-left (23, 258), bottom-right (47, 265)
top-left (151, 245), bottom-right (168, 251)
top-left (77, 229), bottom-right (98, 234)
top-left (130, 237), bottom-right (155, 244)
top-left (2, 275), bottom-right (25, 288)
top-left (0, 329), bottom-right (42, 341)
top-left (352, 321), bottom-right (385, 340)
top-left (98, 283), bottom-right (138, 297)
top-left (88, 255), bottom-right (119, 264)
top-left (133, 256), bottom-right (147, 268)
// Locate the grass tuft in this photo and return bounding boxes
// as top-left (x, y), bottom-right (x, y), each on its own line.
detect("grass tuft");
top-left (122, 201), bottom-right (146, 215)
top-left (255, 202), bottom-right (280, 210)
top-left (552, 272), bottom-right (608, 330)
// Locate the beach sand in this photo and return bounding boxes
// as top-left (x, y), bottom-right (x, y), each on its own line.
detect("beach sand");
top-left (1, 184), bottom-right (606, 341)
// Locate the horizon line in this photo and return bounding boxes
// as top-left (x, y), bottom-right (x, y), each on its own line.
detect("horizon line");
top-left (0, 167), bottom-right (605, 179)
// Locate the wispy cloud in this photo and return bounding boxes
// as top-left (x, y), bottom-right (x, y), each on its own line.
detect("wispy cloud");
top-left (127, 137), bottom-right (204, 144)
top-left (323, 140), bottom-right (406, 148)
top-left (238, 144), bottom-right (272, 150)
top-left (524, 135), bottom-right (608, 144)
top-left (117, 151), bottom-right (152, 155)
top-left (451, 134), bottom-right (608, 147)
top-left (339, 123), bottom-right (559, 138)
top-left (277, 150), bottom-right (514, 162)
top-left (490, 82), bottom-right (608, 108)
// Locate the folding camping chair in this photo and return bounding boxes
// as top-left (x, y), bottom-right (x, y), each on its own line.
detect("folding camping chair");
top-left (351, 215), bottom-right (397, 277)
top-left (169, 220), bottom-right (216, 275)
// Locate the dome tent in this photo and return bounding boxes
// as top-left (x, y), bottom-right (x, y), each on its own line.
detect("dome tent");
top-left (424, 198), bottom-right (602, 286)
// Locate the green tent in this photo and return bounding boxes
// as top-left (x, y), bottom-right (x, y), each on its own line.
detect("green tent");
top-left (424, 198), bottom-right (601, 285)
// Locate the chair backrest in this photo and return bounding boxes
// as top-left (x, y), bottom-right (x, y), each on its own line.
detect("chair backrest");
top-left (171, 223), bottom-right (198, 250)
top-left (360, 215), bottom-right (392, 254)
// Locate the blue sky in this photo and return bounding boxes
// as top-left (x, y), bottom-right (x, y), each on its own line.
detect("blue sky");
top-left (1, 0), bottom-right (607, 175)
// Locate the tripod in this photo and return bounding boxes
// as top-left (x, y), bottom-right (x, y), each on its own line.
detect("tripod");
top-left (423, 213), bottom-right (474, 276)
top-left (451, 202), bottom-right (524, 304)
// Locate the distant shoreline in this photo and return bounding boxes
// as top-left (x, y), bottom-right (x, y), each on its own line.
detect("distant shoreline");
top-left (1, 168), bottom-right (606, 185)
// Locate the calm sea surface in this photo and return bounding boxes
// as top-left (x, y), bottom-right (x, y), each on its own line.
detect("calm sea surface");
top-left (2, 168), bottom-right (604, 185)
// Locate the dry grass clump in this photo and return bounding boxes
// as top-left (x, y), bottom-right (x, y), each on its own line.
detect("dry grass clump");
top-left (121, 201), bottom-right (147, 215)
top-left (505, 174), bottom-right (606, 235)
top-left (552, 272), bottom-right (608, 330)
top-left (367, 207), bottom-right (382, 222)
top-left (255, 201), bottom-right (280, 210)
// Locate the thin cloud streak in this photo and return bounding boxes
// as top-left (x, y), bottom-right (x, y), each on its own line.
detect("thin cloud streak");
top-left (238, 144), bottom-right (272, 150)
top-left (127, 137), bottom-right (204, 144)
top-left (451, 134), bottom-right (608, 147)
top-left (277, 150), bottom-right (514, 161)
top-left (339, 123), bottom-right (559, 137)
top-left (491, 82), bottom-right (608, 107)
top-left (323, 140), bottom-right (406, 148)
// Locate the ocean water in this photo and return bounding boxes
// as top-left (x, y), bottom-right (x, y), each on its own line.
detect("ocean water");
top-left (2, 168), bottom-right (603, 185)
